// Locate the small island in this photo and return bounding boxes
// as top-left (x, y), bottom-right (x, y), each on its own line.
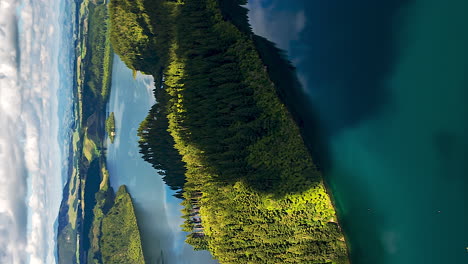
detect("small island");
top-left (105, 112), bottom-right (116, 143)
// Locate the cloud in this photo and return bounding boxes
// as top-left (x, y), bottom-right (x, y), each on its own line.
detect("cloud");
top-left (246, 0), bottom-right (306, 51)
top-left (246, 0), bottom-right (311, 95)
top-left (0, 1), bottom-right (28, 263)
top-left (0, 0), bottom-right (67, 263)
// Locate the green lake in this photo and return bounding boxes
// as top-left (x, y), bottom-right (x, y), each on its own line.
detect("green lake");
top-left (248, 0), bottom-right (468, 263)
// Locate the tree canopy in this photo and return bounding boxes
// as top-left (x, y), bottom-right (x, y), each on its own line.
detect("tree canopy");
top-left (110, 0), bottom-right (349, 263)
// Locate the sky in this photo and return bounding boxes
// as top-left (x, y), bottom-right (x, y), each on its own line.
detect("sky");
top-left (0, 0), bottom-right (68, 263)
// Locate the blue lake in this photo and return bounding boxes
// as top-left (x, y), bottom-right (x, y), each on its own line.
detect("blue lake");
top-left (106, 56), bottom-right (218, 264)
top-left (248, 0), bottom-right (468, 263)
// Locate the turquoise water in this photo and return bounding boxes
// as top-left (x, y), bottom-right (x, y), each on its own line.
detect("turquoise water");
top-left (248, 0), bottom-right (468, 263)
top-left (106, 56), bottom-right (218, 264)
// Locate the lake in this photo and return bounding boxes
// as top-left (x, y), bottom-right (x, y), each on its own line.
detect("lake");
top-left (106, 56), bottom-right (218, 264)
top-left (248, 0), bottom-right (468, 263)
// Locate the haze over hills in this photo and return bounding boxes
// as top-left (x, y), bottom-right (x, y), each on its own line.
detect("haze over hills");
top-left (0, 0), bottom-right (75, 263)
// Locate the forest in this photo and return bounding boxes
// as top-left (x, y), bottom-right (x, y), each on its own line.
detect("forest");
top-left (137, 91), bottom-right (187, 198)
top-left (109, 0), bottom-right (349, 263)
top-left (86, 167), bottom-right (146, 264)
top-left (82, 1), bottom-right (114, 122)
top-left (100, 185), bottom-right (145, 264)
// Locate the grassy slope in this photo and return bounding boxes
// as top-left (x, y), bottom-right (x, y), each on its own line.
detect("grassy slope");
top-left (101, 186), bottom-right (146, 264)
top-left (87, 170), bottom-right (145, 264)
top-left (57, 0), bottom-right (115, 263)
top-left (87, 166), bottom-right (114, 264)
top-left (60, 2), bottom-right (156, 262)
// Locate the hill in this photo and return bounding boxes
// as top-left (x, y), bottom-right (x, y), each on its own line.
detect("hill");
top-left (109, 0), bottom-right (349, 263)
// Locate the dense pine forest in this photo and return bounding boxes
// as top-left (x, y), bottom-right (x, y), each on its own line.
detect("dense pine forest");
top-left (100, 186), bottom-right (145, 264)
top-left (138, 92), bottom-right (187, 198)
top-left (109, 0), bottom-right (349, 263)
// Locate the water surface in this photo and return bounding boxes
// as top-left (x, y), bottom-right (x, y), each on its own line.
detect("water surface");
top-left (248, 0), bottom-right (468, 263)
top-left (106, 56), bottom-right (218, 264)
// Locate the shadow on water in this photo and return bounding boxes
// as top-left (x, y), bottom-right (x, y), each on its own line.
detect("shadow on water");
top-left (255, 35), bottom-right (387, 264)
top-left (251, 0), bottom-right (413, 164)
top-left (252, 35), bottom-right (328, 164)
top-left (81, 159), bottom-right (102, 263)
top-left (293, 0), bottom-right (412, 135)
top-left (170, 0), bottom-right (410, 195)
top-left (250, 1), bottom-right (414, 262)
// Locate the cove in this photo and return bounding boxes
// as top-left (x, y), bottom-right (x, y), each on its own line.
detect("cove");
top-left (248, 0), bottom-right (468, 263)
top-left (106, 55), bottom-right (218, 264)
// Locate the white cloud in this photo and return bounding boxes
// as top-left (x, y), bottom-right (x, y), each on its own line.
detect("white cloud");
top-left (246, 0), bottom-right (312, 96)
top-left (0, 0), bottom-right (67, 263)
top-left (246, 0), bottom-right (306, 51)
top-left (0, 1), bottom-right (28, 262)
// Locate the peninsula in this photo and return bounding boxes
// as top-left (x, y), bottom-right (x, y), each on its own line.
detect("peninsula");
top-left (110, 0), bottom-right (349, 263)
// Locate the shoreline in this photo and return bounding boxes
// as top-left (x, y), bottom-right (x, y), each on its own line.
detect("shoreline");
top-left (56, 0), bottom-right (116, 262)
top-left (252, 34), bottom-right (351, 263)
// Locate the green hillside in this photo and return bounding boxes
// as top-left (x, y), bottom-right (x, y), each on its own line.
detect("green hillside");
top-left (109, 0), bottom-right (349, 263)
top-left (101, 185), bottom-right (145, 264)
